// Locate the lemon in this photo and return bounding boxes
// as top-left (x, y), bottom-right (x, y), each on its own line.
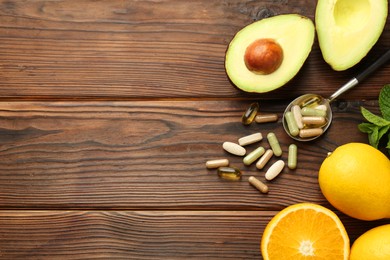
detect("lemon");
top-left (350, 224), bottom-right (390, 260)
top-left (318, 143), bottom-right (390, 221)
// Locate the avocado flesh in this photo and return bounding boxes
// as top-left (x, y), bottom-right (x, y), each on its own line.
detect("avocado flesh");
top-left (225, 14), bottom-right (315, 93)
top-left (316, 0), bottom-right (388, 71)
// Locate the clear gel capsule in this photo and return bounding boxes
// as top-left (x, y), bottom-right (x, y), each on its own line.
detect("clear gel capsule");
top-left (288, 144), bottom-right (297, 169)
top-left (265, 160), bottom-right (285, 181)
top-left (256, 149), bottom-right (273, 170)
top-left (206, 159), bottom-right (229, 169)
top-left (217, 166), bottom-right (242, 181)
top-left (300, 96), bottom-right (321, 108)
top-left (285, 111), bottom-right (299, 137)
top-left (255, 113), bottom-right (278, 123)
top-left (267, 132), bottom-right (282, 157)
top-left (243, 146), bottom-right (265, 166)
top-left (248, 176), bottom-right (268, 193)
top-left (301, 107), bottom-right (327, 117)
top-left (242, 102), bottom-right (259, 125)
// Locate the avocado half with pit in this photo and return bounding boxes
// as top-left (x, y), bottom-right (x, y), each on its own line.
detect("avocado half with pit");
top-left (225, 14), bottom-right (315, 93)
top-left (316, 0), bottom-right (388, 71)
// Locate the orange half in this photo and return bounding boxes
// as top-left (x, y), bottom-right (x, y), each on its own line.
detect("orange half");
top-left (261, 203), bottom-right (350, 260)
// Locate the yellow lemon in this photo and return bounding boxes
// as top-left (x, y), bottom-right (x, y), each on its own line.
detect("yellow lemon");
top-left (350, 224), bottom-right (390, 260)
top-left (319, 143), bottom-right (390, 221)
top-left (261, 203), bottom-right (350, 259)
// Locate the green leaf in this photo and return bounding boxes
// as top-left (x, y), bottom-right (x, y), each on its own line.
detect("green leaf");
top-left (367, 126), bottom-right (379, 148)
top-left (358, 122), bottom-right (375, 133)
top-left (379, 84), bottom-right (390, 120)
top-left (361, 106), bottom-right (390, 126)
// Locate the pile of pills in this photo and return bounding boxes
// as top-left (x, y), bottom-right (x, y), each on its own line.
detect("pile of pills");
top-left (205, 102), bottom-right (298, 194)
top-left (206, 131), bottom-right (298, 194)
top-left (284, 96), bottom-right (329, 140)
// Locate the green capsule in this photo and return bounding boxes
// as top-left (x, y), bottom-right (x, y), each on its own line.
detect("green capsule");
top-left (285, 111), bottom-right (299, 136)
top-left (267, 132), bottom-right (282, 157)
top-left (217, 166), bottom-right (242, 181)
top-left (242, 102), bottom-right (259, 125)
top-left (243, 146), bottom-right (265, 166)
top-left (301, 107), bottom-right (327, 117)
top-left (288, 144), bottom-right (297, 169)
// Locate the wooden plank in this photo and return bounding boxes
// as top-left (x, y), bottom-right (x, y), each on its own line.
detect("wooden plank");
top-left (0, 210), bottom-right (388, 259)
top-left (0, 100), bottom-right (380, 210)
top-left (0, 0), bottom-right (388, 100)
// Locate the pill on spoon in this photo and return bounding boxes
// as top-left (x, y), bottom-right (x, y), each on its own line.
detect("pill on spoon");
top-left (291, 105), bottom-right (303, 129)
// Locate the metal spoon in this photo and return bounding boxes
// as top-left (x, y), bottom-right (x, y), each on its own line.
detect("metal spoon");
top-left (283, 49), bottom-right (390, 141)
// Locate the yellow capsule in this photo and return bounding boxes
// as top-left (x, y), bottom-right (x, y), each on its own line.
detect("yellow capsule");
top-left (242, 102), bottom-right (259, 125)
top-left (254, 113), bottom-right (278, 123)
top-left (300, 96), bottom-right (321, 108)
top-left (248, 176), bottom-right (269, 193)
top-left (217, 166), bottom-right (242, 181)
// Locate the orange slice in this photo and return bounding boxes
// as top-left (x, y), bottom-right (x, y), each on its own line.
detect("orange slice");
top-left (261, 203), bottom-right (350, 260)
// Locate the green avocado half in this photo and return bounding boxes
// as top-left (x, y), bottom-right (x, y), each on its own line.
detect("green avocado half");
top-left (316, 0), bottom-right (388, 71)
top-left (225, 14), bottom-right (315, 93)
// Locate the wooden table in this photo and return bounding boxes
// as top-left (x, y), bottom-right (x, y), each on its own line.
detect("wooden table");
top-left (0, 1), bottom-right (389, 259)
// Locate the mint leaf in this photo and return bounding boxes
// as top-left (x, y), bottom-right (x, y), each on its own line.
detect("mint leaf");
top-left (367, 126), bottom-right (379, 148)
top-left (379, 84), bottom-right (390, 120)
top-left (361, 107), bottom-right (390, 126)
top-left (358, 122), bottom-right (376, 133)
top-left (359, 85), bottom-right (390, 155)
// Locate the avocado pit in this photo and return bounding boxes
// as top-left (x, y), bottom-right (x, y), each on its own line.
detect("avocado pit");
top-left (244, 39), bottom-right (283, 75)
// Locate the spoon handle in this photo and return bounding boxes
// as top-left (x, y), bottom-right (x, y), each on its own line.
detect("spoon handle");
top-left (328, 49), bottom-right (390, 102)
top-left (356, 48), bottom-right (390, 82)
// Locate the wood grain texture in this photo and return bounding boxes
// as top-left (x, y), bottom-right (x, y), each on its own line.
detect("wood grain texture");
top-left (1, 1), bottom-right (389, 259)
top-left (0, 210), bottom-right (388, 259)
top-left (0, 100), bottom-right (380, 210)
top-left (0, 0), bottom-right (389, 100)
